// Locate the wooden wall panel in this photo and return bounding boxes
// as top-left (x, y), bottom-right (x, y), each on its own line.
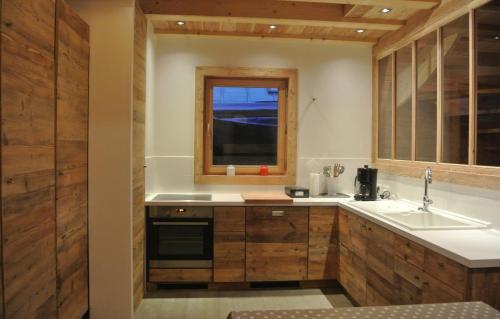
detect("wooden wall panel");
top-left (56, 1), bottom-right (89, 318)
top-left (133, 2), bottom-right (147, 312)
top-left (1, 0), bottom-right (57, 318)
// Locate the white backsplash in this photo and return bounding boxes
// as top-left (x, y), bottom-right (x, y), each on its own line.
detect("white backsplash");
top-left (378, 173), bottom-right (500, 230)
top-left (145, 156), bottom-right (370, 194)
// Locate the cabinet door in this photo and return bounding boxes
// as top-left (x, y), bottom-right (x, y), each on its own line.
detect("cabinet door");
top-left (366, 221), bottom-right (396, 306)
top-left (338, 208), bottom-right (351, 249)
top-left (424, 249), bottom-right (467, 296)
top-left (308, 207), bottom-right (338, 280)
top-left (214, 207), bottom-right (245, 282)
top-left (339, 244), bottom-right (367, 305)
top-left (349, 213), bottom-right (368, 260)
top-left (246, 207), bottom-right (308, 281)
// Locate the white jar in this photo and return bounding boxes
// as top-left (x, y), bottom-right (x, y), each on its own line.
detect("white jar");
top-left (226, 165), bottom-right (236, 176)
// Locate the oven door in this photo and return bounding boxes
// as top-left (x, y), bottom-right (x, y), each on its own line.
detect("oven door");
top-left (148, 217), bottom-right (213, 268)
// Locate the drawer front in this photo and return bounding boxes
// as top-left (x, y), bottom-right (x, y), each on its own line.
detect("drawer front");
top-left (214, 207), bottom-right (245, 232)
top-left (366, 268), bottom-right (395, 306)
top-left (395, 256), bottom-right (424, 289)
top-left (421, 273), bottom-right (465, 303)
top-left (246, 207), bottom-right (308, 243)
top-left (246, 243), bottom-right (307, 281)
top-left (395, 234), bottom-right (425, 270)
top-left (149, 268), bottom-right (213, 283)
top-left (349, 213), bottom-right (368, 259)
top-left (424, 249), bottom-right (467, 295)
top-left (149, 206), bottom-right (213, 218)
top-left (366, 221), bottom-right (395, 285)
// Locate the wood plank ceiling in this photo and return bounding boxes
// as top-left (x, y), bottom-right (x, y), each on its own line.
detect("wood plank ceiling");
top-left (140, 0), bottom-right (441, 43)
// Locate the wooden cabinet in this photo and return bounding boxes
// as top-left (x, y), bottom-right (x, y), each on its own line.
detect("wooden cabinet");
top-left (366, 221), bottom-right (396, 306)
top-left (339, 244), bottom-right (367, 305)
top-left (307, 207), bottom-right (338, 280)
top-left (149, 269), bottom-right (213, 283)
top-left (214, 207), bottom-right (245, 282)
top-left (246, 207), bottom-right (308, 281)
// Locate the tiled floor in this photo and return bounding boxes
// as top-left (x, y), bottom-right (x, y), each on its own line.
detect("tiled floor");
top-left (135, 288), bottom-right (353, 319)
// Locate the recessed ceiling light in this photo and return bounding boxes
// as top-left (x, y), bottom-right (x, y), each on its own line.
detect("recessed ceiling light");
top-left (494, 36), bottom-right (500, 40)
top-left (269, 25), bottom-right (277, 29)
top-left (176, 21), bottom-right (185, 26)
top-left (356, 29), bottom-right (366, 33)
top-left (380, 8), bottom-right (392, 13)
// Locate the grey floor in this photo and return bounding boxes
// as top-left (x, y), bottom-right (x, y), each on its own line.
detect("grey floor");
top-left (135, 288), bottom-right (354, 319)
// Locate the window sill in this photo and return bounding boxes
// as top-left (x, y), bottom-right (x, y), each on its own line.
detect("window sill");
top-left (194, 174), bottom-right (295, 185)
top-left (375, 159), bottom-right (500, 189)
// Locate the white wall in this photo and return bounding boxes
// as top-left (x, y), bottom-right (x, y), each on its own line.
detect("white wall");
top-left (66, 1), bottom-right (135, 318)
top-left (146, 35), bottom-right (373, 194)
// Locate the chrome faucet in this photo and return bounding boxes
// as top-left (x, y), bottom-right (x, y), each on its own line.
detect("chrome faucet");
top-left (419, 167), bottom-right (433, 212)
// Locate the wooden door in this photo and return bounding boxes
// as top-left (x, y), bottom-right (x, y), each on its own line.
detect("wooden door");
top-left (366, 221), bottom-right (396, 306)
top-left (55, 1), bottom-right (89, 318)
top-left (1, 0), bottom-right (57, 318)
top-left (246, 207), bottom-right (308, 281)
top-left (214, 207), bottom-right (246, 282)
top-left (308, 207), bottom-right (338, 280)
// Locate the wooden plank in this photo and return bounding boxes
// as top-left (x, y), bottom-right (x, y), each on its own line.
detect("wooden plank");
top-left (394, 234), bottom-right (425, 269)
top-left (142, 0), bottom-right (405, 31)
top-left (421, 272), bottom-right (465, 303)
top-left (246, 243), bottom-right (308, 281)
top-left (280, 0), bottom-right (440, 10)
top-left (339, 244), bottom-right (367, 305)
top-left (214, 207), bottom-right (245, 232)
top-left (213, 232), bottom-right (245, 283)
top-left (149, 269), bottom-right (213, 283)
top-left (468, 268), bottom-right (500, 311)
top-left (1, 0), bottom-right (57, 317)
top-left (307, 207), bottom-right (338, 280)
top-left (133, 2), bottom-right (147, 312)
top-left (55, 1), bottom-right (89, 318)
top-left (246, 206), bottom-right (308, 243)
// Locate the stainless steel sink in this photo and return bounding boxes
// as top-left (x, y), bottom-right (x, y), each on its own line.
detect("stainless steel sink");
top-left (311, 193), bottom-right (350, 199)
top-left (152, 194), bottom-right (212, 201)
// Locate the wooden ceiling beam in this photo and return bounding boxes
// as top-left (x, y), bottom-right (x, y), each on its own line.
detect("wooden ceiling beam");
top-left (141, 0), bottom-right (405, 31)
top-left (280, 0), bottom-right (440, 10)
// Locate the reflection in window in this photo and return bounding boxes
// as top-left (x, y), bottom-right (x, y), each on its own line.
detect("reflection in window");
top-left (395, 45), bottom-right (413, 160)
top-left (212, 86), bottom-right (278, 165)
top-left (442, 15), bottom-right (469, 164)
top-left (378, 56), bottom-right (393, 159)
top-left (476, 2), bottom-right (500, 166)
top-left (416, 32), bottom-right (438, 162)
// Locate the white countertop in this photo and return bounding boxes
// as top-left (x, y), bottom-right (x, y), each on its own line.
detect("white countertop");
top-left (145, 193), bottom-right (500, 268)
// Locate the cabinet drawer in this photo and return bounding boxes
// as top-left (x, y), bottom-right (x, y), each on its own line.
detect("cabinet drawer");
top-left (421, 273), bottom-right (465, 303)
top-left (424, 249), bottom-right (467, 295)
top-left (246, 207), bottom-right (308, 243)
top-left (149, 269), bottom-right (213, 283)
top-left (395, 234), bottom-right (424, 270)
top-left (214, 207), bottom-right (245, 232)
top-left (246, 243), bottom-right (307, 281)
top-left (395, 256), bottom-right (424, 289)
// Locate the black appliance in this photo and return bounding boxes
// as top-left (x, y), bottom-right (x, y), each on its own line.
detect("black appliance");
top-left (147, 206), bottom-right (213, 268)
top-left (285, 186), bottom-right (309, 198)
top-left (354, 165), bottom-right (378, 201)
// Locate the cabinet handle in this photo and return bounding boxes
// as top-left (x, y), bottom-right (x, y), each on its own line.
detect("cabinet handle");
top-left (438, 262), bottom-right (445, 268)
top-left (272, 210), bottom-right (285, 217)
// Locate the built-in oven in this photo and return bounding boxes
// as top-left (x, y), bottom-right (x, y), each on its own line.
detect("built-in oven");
top-left (147, 206), bottom-right (213, 268)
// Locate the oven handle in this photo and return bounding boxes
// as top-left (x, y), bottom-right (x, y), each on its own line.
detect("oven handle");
top-left (152, 221), bottom-right (209, 226)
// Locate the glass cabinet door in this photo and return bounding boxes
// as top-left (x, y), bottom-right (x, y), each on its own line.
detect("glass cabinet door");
top-left (395, 45), bottom-right (413, 160)
top-left (378, 55), bottom-right (393, 159)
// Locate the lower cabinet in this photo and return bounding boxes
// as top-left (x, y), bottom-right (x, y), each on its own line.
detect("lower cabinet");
top-left (308, 207), bottom-right (338, 280)
top-left (245, 207), bottom-right (309, 281)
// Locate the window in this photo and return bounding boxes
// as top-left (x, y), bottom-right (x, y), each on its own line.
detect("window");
top-left (374, 3), bottom-right (500, 189)
top-left (195, 67), bottom-right (297, 184)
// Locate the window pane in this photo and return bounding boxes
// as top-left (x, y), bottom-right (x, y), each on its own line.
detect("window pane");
top-left (395, 45), bottom-right (413, 160)
top-left (212, 86), bottom-right (278, 165)
top-left (442, 15), bottom-right (469, 164)
top-left (378, 56), bottom-right (393, 159)
top-left (476, 2), bottom-right (500, 166)
top-left (416, 32), bottom-right (438, 162)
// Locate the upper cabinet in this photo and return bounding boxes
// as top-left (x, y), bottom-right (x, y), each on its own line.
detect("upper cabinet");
top-left (374, 1), bottom-right (500, 187)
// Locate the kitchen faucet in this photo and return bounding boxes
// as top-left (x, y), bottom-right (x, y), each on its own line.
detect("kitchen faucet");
top-left (419, 167), bottom-right (433, 212)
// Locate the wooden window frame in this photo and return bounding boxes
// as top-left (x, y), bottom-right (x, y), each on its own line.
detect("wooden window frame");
top-left (194, 67), bottom-right (297, 185)
top-left (372, 0), bottom-right (500, 189)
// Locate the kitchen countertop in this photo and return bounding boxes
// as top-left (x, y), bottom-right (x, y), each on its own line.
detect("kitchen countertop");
top-left (145, 193), bottom-right (500, 268)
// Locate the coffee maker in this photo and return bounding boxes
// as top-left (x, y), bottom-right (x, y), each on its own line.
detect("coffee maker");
top-left (354, 165), bottom-right (378, 201)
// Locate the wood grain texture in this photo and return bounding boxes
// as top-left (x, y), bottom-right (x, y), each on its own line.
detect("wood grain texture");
top-left (468, 268), bottom-right (500, 310)
top-left (214, 207), bottom-right (245, 232)
top-left (1, 0), bottom-right (57, 317)
top-left (246, 206), bottom-right (308, 243)
top-left (424, 248), bottom-right (468, 296)
top-left (394, 233), bottom-right (424, 269)
top-left (307, 207), bottom-right (338, 280)
top-left (214, 232), bottom-right (245, 283)
top-left (339, 244), bottom-right (367, 305)
top-left (133, 2), bottom-right (147, 312)
top-left (246, 243), bottom-right (308, 282)
top-left (55, 1), bottom-right (89, 318)
top-left (149, 269), bottom-right (213, 283)
top-left (241, 193), bottom-right (293, 204)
